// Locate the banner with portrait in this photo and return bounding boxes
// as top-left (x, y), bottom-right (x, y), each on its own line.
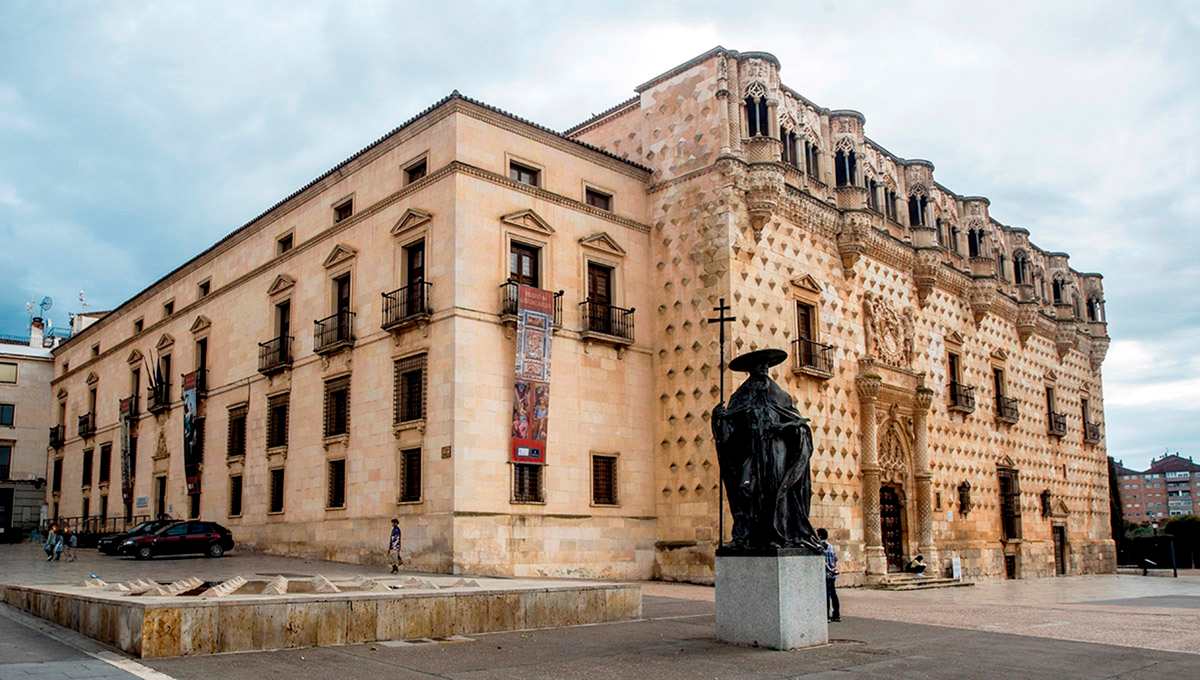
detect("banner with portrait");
top-left (119, 396), bottom-right (134, 503)
top-left (182, 371), bottom-right (201, 495)
top-left (510, 285), bottom-right (553, 464)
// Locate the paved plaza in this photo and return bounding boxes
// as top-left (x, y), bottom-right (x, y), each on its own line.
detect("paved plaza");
top-left (1, 545), bottom-right (1198, 679)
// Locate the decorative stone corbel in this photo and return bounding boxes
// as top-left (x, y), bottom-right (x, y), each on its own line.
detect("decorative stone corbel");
top-left (913, 248), bottom-right (941, 307)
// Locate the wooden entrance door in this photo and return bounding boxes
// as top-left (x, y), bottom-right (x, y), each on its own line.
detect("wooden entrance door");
top-left (880, 484), bottom-right (905, 572)
top-left (586, 262), bottom-right (613, 334)
top-left (1052, 525), bottom-right (1067, 575)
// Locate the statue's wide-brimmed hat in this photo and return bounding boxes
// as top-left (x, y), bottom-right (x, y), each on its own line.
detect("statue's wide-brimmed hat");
top-left (728, 348), bottom-right (788, 373)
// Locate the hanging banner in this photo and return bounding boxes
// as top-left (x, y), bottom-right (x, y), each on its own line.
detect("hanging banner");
top-left (510, 285), bottom-right (553, 464)
top-left (119, 397), bottom-right (133, 503)
top-left (182, 371), bottom-right (201, 495)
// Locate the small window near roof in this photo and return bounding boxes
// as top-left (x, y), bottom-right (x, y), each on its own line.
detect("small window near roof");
top-left (91, 343), bottom-right (100, 358)
top-left (162, 300), bottom-right (174, 317)
top-left (585, 187), bottom-right (612, 212)
top-left (405, 159), bottom-right (428, 184)
top-left (277, 233), bottom-right (294, 255)
top-left (133, 318), bottom-right (144, 334)
top-left (509, 161), bottom-right (540, 187)
top-left (334, 198), bottom-right (354, 223)
top-left (198, 280), bottom-right (211, 298)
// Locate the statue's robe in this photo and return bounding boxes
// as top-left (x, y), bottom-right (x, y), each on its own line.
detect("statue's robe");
top-left (712, 372), bottom-right (820, 552)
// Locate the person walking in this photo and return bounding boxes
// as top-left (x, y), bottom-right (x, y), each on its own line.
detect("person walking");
top-left (65, 528), bottom-right (78, 562)
top-left (43, 524), bottom-right (59, 562)
top-left (388, 518), bottom-right (403, 574)
top-left (818, 527), bottom-right (840, 622)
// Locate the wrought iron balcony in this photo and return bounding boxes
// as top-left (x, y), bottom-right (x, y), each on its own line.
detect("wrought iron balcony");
top-left (996, 396), bottom-right (1020, 424)
top-left (949, 382), bottom-right (976, 414)
top-left (791, 337), bottom-right (834, 378)
top-left (499, 280), bottom-right (563, 328)
top-left (77, 413), bottom-right (95, 439)
top-left (1048, 411), bottom-right (1067, 438)
top-left (382, 281), bottom-right (432, 331)
top-left (258, 335), bottom-right (293, 375)
top-left (1084, 420), bottom-right (1102, 444)
top-left (49, 425), bottom-right (65, 449)
top-left (579, 299), bottom-right (635, 343)
top-left (314, 311), bottom-right (355, 355)
top-left (147, 381), bottom-right (171, 414)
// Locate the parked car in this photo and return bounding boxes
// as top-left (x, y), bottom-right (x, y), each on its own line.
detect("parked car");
top-left (97, 519), bottom-right (176, 555)
top-left (119, 521), bottom-right (235, 559)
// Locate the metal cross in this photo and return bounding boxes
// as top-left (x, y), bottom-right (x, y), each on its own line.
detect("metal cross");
top-left (707, 297), bottom-right (736, 547)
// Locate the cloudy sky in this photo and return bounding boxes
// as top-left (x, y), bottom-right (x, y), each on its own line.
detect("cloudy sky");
top-left (0, 2), bottom-right (1196, 469)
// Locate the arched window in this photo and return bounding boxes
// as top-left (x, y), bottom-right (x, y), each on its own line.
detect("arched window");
top-left (997, 252), bottom-right (1007, 280)
top-left (935, 218), bottom-right (945, 246)
top-left (950, 226), bottom-right (961, 254)
top-left (804, 140), bottom-right (820, 177)
top-left (866, 178), bottom-right (880, 211)
top-left (1013, 251), bottom-right (1029, 284)
top-left (780, 128), bottom-right (799, 167)
top-left (968, 229), bottom-right (985, 258)
top-left (1087, 297), bottom-right (1105, 322)
top-left (907, 195), bottom-right (928, 227)
top-left (834, 149), bottom-right (857, 187)
top-left (744, 96), bottom-right (769, 138)
top-left (1052, 277), bottom-right (1064, 304)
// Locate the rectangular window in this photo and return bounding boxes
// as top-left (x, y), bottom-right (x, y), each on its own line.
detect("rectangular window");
top-left (394, 354), bottom-right (426, 423)
top-left (99, 495), bottom-right (108, 523)
top-left (198, 279), bottom-right (211, 298)
top-left (1081, 397), bottom-right (1090, 423)
top-left (1046, 386), bottom-right (1056, 417)
top-left (0, 443), bottom-right (11, 481)
top-left (228, 475), bottom-right (242, 517)
top-left (405, 158), bottom-right (428, 184)
top-left (399, 448), bottom-right (421, 502)
top-left (52, 458), bottom-right (62, 493)
top-left (0, 403), bottom-right (13, 427)
top-left (998, 467), bottom-right (1022, 540)
top-left (0, 362), bottom-right (15, 384)
top-left (163, 300), bottom-right (174, 317)
top-left (91, 343), bottom-right (100, 358)
top-left (269, 468), bottom-right (285, 513)
top-left (327, 459), bottom-right (346, 509)
top-left (585, 187), bottom-right (612, 211)
top-left (267, 393), bottom-right (289, 449)
top-left (993, 367), bottom-right (1006, 404)
top-left (133, 318), bottom-right (144, 334)
top-left (324, 376), bottom-right (351, 438)
top-left (227, 405), bottom-right (247, 458)
top-left (508, 241), bottom-right (540, 287)
top-left (98, 443), bottom-right (111, 484)
top-left (592, 455), bottom-right (618, 505)
top-left (796, 302), bottom-right (816, 340)
top-left (82, 497), bottom-right (89, 523)
top-left (947, 351), bottom-right (961, 384)
top-left (277, 233), bottom-right (294, 254)
top-left (512, 463), bottom-right (543, 503)
top-left (333, 198), bottom-right (353, 223)
top-left (81, 449), bottom-right (93, 489)
top-left (509, 161), bottom-right (540, 187)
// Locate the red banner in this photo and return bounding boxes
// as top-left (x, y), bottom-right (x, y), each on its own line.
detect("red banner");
top-left (510, 285), bottom-right (553, 464)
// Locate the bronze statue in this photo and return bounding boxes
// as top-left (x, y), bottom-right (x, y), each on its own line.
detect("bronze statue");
top-left (712, 348), bottom-right (821, 554)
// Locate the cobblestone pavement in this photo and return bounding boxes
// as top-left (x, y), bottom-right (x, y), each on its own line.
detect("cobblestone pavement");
top-left (646, 572), bottom-right (1200, 656)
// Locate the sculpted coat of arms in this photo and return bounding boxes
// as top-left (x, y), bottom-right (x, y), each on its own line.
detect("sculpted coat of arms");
top-left (863, 291), bottom-right (915, 368)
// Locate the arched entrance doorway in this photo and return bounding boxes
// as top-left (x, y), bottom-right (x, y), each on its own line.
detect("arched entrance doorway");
top-left (879, 423), bottom-right (912, 573)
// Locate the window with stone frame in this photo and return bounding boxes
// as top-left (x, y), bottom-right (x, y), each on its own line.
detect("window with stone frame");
top-left (998, 467), bottom-right (1022, 540)
top-left (333, 197), bottom-right (354, 223)
top-left (227, 405), bottom-right (247, 458)
top-left (591, 454), bottom-right (618, 506)
top-left (323, 376), bottom-right (351, 438)
top-left (508, 160), bottom-right (540, 187)
top-left (397, 448), bottom-right (422, 503)
top-left (585, 187), bottom-right (613, 212)
top-left (81, 448), bottom-right (93, 489)
top-left (228, 474), bottom-right (243, 517)
top-left (327, 458), bottom-right (346, 509)
top-left (268, 467), bottom-right (285, 513)
top-left (266, 393), bottom-right (289, 449)
top-left (0, 443), bottom-right (11, 481)
top-left (394, 354), bottom-right (426, 423)
top-left (0, 362), bottom-right (15, 384)
top-left (404, 158), bottom-right (428, 184)
top-left (0, 403), bottom-right (13, 427)
top-left (98, 443), bottom-right (111, 485)
top-left (52, 457), bottom-right (62, 493)
top-left (512, 463), bottom-right (543, 503)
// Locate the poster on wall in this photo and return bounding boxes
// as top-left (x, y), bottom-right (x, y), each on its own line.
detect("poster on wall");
top-left (510, 285), bottom-right (553, 464)
top-left (182, 371), bottom-right (201, 495)
top-left (118, 397), bottom-right (133, 503)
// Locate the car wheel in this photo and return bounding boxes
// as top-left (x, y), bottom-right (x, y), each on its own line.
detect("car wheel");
top-left (136, 546), bottom-right (153, 560)
top-left (207, 543), bottom-right (224, 558)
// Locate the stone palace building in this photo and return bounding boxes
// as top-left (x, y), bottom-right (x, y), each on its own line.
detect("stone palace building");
top-left (46, 47), bottom-right (1114, 583)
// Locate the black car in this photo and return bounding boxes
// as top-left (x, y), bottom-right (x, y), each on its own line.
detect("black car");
top-left (119, 521), bottom-right (235, 559)
top-left (96, 519), bottom-right (176, 555)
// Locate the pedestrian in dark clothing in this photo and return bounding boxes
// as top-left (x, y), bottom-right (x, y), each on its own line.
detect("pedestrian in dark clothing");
top-left (388, 518), bottom-right (403, 574)
top-left (818, 527), bottom-right (840, 622)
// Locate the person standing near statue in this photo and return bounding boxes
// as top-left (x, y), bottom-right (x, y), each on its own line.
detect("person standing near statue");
top-left (818, 528), bottom-right (840, 622)
top-left (711, 349), bottom-right (821, 552)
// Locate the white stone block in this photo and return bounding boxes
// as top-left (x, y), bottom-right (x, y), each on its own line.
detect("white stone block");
top-left (715, 552), bottom-right (828, 650)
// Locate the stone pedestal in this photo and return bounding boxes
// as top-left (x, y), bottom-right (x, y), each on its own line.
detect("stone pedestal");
top-left (715, 550), bottom-right (829, 650)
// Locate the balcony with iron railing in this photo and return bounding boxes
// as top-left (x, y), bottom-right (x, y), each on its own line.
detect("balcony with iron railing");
top-left (996, 396), bottom-right (1020, 425)
top-left (499, 280), bottom-right (563, 328)
top-left (1084, 420), bottom-right (1102, 444)
top-left (258, 335), bottom-right (293, 375)
top-left (314, 310), bottom-right (355, 355)
top-left (147, 381), bottom-right (171, 414)
top-left (579, 299), bottom-right (635, 345)
top-left (77, 413), bottom-right (95, 439)
top-left (49, 424), bottom-right (65, 449)
top-left (1048, 411), bottom-right (1067, 438)
top-left (791, 337), bottom-right (834, 379)
top-left (382, 281), bottom-right (432, 331)
top-left (949, 382), bottom-right (976, 414)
